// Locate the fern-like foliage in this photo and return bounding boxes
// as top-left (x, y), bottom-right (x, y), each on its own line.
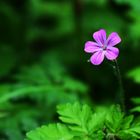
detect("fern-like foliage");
top-left (25, 102), bottom-right (140, 140)
top-left (57, 102), bottom-right (105, 139)
top-left (105, 105), bottom-right (140, 140)
top-left (0, 53), bottom-right (89, 140)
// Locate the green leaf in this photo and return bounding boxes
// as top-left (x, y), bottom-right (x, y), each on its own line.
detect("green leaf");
top-left (127, 67), bottom-right (140, 83)
top-left (91, 131), bottom-right (104, 140)
top-left (25, 123), bottom-right (74, 140)
top-left (118, 126), bottom-right (140, 140)
top-left (131, 97), bottom-right (140, 113)
top-left (57, 102), bottom-right (92, 134)
top-left (129, 126), bottom-right (140, 135)
top-left (131, 97), bottom-right (140, 104)
top-left (131, 106), bottom-right (140, 113)
top-left (115, 0), bottom-right (140, 11)
top-left (57, 102), bottom-right (105, 138)
top-left (118, 130), bottom-right (137, 140)
top-left (105, 105), bottom-right (124, 133)
top-left (25, 102), bottom-right (140, 140)
top-left (105, 105), bottom-right (140, 139)
top-left (88, 112), bottom-right (105, 135)
top-left (121, 115), bottom-right (134, 129)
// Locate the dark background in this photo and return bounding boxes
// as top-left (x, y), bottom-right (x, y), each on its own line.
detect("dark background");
top-left (0, 0), bottom-right (140, 139)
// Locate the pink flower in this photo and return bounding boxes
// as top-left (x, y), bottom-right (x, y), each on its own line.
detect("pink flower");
top-left (84, 29), bottom-right (121, 65)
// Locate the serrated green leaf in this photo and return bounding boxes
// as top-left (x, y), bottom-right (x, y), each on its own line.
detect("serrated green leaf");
top-left (57, 102), bottom-right (92, 133)
top-left (57, 102), bottom-right (105, 139)
top-left (91, 130), bottom-right (104, 140)
top-left (88, 112), bottom-right (105, 134)
top-left (105, 106), bottom-right (140, 139)
top-left (118, 126), bottom-right (140, 140)
top-left (118, 130), bottom-right (137, 140)
top-left (105, 105), bottom-right (124, 133)
top-left (25, 123), bottom-right (74, 140)
top-left (121, 115), bottom-right (134, 129)
top-left (129, 126), bottom-right (140, 135)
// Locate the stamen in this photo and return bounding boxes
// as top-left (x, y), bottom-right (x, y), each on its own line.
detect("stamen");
top-left (102, 45), bottom-right (106, 50)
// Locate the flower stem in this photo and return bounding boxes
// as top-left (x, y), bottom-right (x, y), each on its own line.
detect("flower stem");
top-left (113, 59), bottom-right (125, 112)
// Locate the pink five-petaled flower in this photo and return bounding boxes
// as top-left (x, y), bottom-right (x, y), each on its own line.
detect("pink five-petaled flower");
top-left (84, 29), bottom-right (121, 65)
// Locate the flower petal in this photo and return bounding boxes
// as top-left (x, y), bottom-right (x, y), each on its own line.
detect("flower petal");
top-left (107, 32), bottom-right (121, 47)
top-left (105, 46), bottom-right (119, 60)
top-left (93, 29), bottom-right (106, 46)
top-left (84, 41), bottom-right (102, 53)
top-left (90, 51), bottom-right (105, 65)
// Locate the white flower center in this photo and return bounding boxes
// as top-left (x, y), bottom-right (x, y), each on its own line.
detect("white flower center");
top-left (102, 45), bottom-right (107, 50)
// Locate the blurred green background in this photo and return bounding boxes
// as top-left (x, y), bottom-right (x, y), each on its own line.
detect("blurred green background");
top-left (0, 0), bottom-right (140, 139)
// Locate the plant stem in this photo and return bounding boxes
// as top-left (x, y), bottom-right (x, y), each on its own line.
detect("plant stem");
top-left (113, 59), bottom-right (125, 112)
